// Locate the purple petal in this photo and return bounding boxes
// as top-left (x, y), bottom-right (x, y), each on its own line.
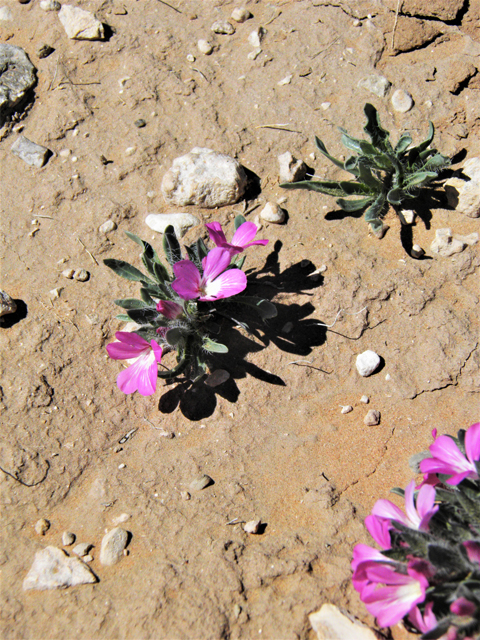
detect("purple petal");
top-left (408, 603), bottom-right (437, 634)
top-left (201, 247), bottom-right (232, 283)
top-left (231, 221), bottom-right (259, 247)
top-left (463, 541), bottom-right (480, 564)
top-left (200, 268), bottom-right (247, 301)
top-left (150, 340), bottom-right (163, 363)
top-left (372, 499), bottom-right (408, 527)
top-left (465, 422), bottom-right (480, 464)
top-left (205, 222), bottom-right (227, 247)
top-left (107, 332), bottom-right (150, 360)
top-left (173, 259), bottom-right (201, 285)
top-left (363, 584), bottom-right (423, 628)
top-left (116, 331), bottom-right (150, 347)
top-left (171, 278), bottom-right (200, 300)
top-left (429, 435), bottom-right (470, 471)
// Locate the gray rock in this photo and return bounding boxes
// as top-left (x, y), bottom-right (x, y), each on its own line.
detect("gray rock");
top-left (145, 212), bottom-right (199, 238)
top-left (161, 148), bottom-right (248, 208)
top-left (360, 395), bottom-right (369, 404)
top-left (391, 89), bottom-right (414, 113)
top-left (358, 75), bottom-right (391, 98)
top-left (72, 542), bottom-right (92, 557)
top-left (260, 202), bottom-right (285, 224)
top-left (11, 136), bottom-right (51, 168)
top-left (62, 531), bottom-right (75, 546)
top-left (58, 5), bottom-right (105, 40)
top-left (355, 350), bottom-right (380, 377)
top-left (0, 290), bottom-right (17, 317)
top-left (189, 474), bottom-right (214, 491)
top-left (99, 219), bottom-right (117, 234)
top-left (62, 268), bottom-right (75, 279)
top-left (364, 409), bottom-right (381, 426)
top-left (35, 518), bottom-right (50, 535)
top-left (23, 546), bottom-right (97, 590)
top-left (411, 244), bottom-right (425, 259)
top-left (278, 151), bottom-right (307, 183)
top-left (99, 527), bottom-right (129, 566)
top-left (310, 603), bottom-right (380, 640)
top-left (0, 44), bottom-right (37, 127)
top-left (211, 20), bottom-right (235, 35)
top-left (134, 118), bottom-right (146, 128)
top-left (464, 158), bottom-right (480, 182)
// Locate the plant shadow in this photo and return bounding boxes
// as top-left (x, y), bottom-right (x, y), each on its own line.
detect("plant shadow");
top-left (158, 241), bottom-right (327, 420)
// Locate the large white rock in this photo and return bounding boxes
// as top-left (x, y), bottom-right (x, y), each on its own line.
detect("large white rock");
top-left (310, 604), bottom-right (381, 640)
top-left (430, 228), bottom-right (478, 257)
top-left (145, 212), bottom-right (199, 238)
top-left (278, 151), bottom-right (307, 183)
top-left (23, 546), bottom-right (97, 590)
top-left (58, 5), bottom-right (105, 40)
top-left (444, 157), bottom-right (480, 218)
top-left (161, 148), bottom-right (248, 208)
top-left (356, 350), bottom-right (381, 377)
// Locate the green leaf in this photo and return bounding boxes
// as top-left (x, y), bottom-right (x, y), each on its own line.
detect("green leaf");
top-left (357, 159), bottom-right (383, 189)
top-left (157, 355), bottom-right (189, 379)
top-left (234, 254), bottom-right (246, 269)
top-left (234, 214), bottom-right (246, 230)
top-left (104, 259), bottom-right (150, 282)
top-left (126, 308), bottom-right (158, 324)
top-left (114, 298), bottom-right (151, 310)
top-left (165, 328), bottom-right (185, 346)
top-left (280, 180), bottom-right (347, 197)
top-left (140, 288), bottom-right (156, 305)
top-left (344, 156), bottom-right (360, 176)
top-left (405, 171), bottom-right (438, 188)
top-left (203, 337), bottom-right (229, 353)
top-left (163, 225), bottom-right (183, 266)
top-left (153, 261), bottom-right (171, 283)
top-left (364, 192), bottom-right (386, 222)
top-left (314, 136), bottom-right (347, 171)
top-left (336, 197), bottom-right (373, 212)
top-left (406, 121), bottom-right (434, 164)
top-left (363, 103), bottom-right (392, 152)
top-left (394, 133), bottom-right (412, 154)
top-left (339, 130), bottom-right (364, 154)
top-left (196, 237), bottom-right (209, 261)
top-left (115, 314), bottom-right (131, 321)
top-left (422, 153), bottom-right (450, 172)
top-left (387, 188), bottom-right (408, 205)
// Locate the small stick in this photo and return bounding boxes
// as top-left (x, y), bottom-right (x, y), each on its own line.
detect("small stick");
top-left (391, 0), bottom-right (402, 50)
top-left (192, 68), bottom-right (208, 82)
top-left (312, 37), bottom-right (340, 59)
top-left (265, 9), bottom-right (281, 25)
top-left (255, 124), bottom-right (302, 134)
top-left (156, 0), bottom-right (182, 13)
top-left (36, 214), bottom-right (55, 219)
top-left (227, 518), bottom-right (239, 525)
top-left (58, 81), bottom-right (102, 87)
top-left (77, 238), bottom-right (99, 265)
top-left (287, 360), bottom-right (332, 373)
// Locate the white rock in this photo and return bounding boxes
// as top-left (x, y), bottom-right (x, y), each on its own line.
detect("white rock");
top-left (411, 244), bottom-right (425, 258)
top-left (197, 39), bottom-right (213, 55)
top-left (360, 395), bottom-right (369, 404)
top-left (260, 202), bottom-right (285, 224)
top-left (35, 518), bottom-right (50, 535)
top-left (431, 228), bottom-right (466, 257)
top-left (356, 350), bottom-right (381, 377)
top-left (62, 531), bottom-right (75, 546)
top-left (62, 268), bottom-right (75, 279)
top-left (145, 212), bottom-right (199, 238)
top-left (72, 542), bottom-right (92, 557)
top-left (341, 405), bottom-right (353, 414)
top-left (99, 527), bottom-right (129, 566)
top-left (244, 519), bottom-right (261, 534)
top-left (112, 513), bottom-right (130, 526)
top-left (321, 102), bottom-right (331, 110)
top-left (248, 27), bottom-right (266, 48)
top-left (0, 6), bottom-right (13, 21)
top-left (231, 7), bottom-right (252, 22)
top-left (40, 0), bottom-right (61, 10)
top-left (23, 546), bottom-right (97, 590)
top-left (364, 409), bottom-right (381, 426)
top-left (58, 5), bottom-right (105, 40)
top-left (211, 20), bottom-right (235, 35)
top-left (391, 89), bottom-right (414, 113)
top-left (277, 74), bottom-right (292, 86)
top-left (445, 160), bottom-right (480, 219)
top-left (99, 219), bottom-right (117, 234)
top-left (247, 48), bottom-right (262, 60)
top-left (0, 290), bottom-right (17, 317)
top-left (73, 269), bottom-right (89, 282)
top-left (401, 209), bottom-right (415, 224)
top-left (161, 147), bottom-right (248, 208)
top-left (464, 157), bottom-right (480, 182)
top-left (310, 603), bottom-right (380, 640)
top-left (278, 151), bottom-right (307, 183)
top-left (11, 136), bottom-right (51, 168)
top-left (358, 75), bottom-right (391, 98)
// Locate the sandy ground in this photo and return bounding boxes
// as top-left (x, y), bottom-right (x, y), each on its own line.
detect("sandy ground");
top-left (1, 1), bottom-right (479, 638)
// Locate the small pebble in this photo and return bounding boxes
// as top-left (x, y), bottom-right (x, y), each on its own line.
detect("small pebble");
top-left (247, 48), bottom-right (262, 60)
top-left (244, 519), bottom-right (261, 534)
top-left (385, 373), bottom-right (391, 381)
top-left (186, 53), bottom-right (195, 62)
top-left (180, 491), bottom-right (191, 501)
top-left (401, 209), bottom-right (415, 224)
top-left (134, 119), bottom-right (146, 128)
top-left (49, 287), bottom-right (62, 299)
top-left (411, 244), bottom-right (425, 259)
top-left (99, 219), bottom-right (117, 234)
top-left (83, 555), bottom-right (93, 563)
top-left (277, 74), bottom-right (292, 86)
top-left (62, 268), bottom-right (75, 279)
top-left (72, 542), bottom-right (92, 557)
top-left (364, 409), bottom-right (381, 426)
top-left (39, 0), bottom-right (61, 10)
top-left (352, 19), bottom-right (361, 26)
top-left (62, 531), bottom-right (76, 546)
top-left (248, 27), bottom-right (265, 48)
top-left (260, 202), bottom-right (285, 224)
top-left (231, 7), bottom-right (252, 22)
top-left (360, 395), bottom-right (370, 404)
top-left (341, 405), bottom-right (353, 414)
top-left (321, 102), bottom-right (331, 110)
top-left (282, 322), bottom-right (293, 334)
top-left (37, 44), bottom-right (54, 59)
top-left (0, 290), bottom-right (17, 317)
top-left (392, 89), bottom-right (414, 113)
top-left (35, 518), bottom-right (50, 535)
top-left (99, 527), bottom-right (129, 566)
top-left (356, 350), bottom-right (381, 377)
top-left (118, 463), bottom-right (126, 469)
top-left (125, 146), bottom-right (136, 156)
top-left (112, 513), bottom-right (130, 525)
top-left (189, 474), bottom-right (214, 492)
top-left (197, 39), bottom-right (213, 55)
top-left (211, 20), bottom-right (235, 35)
top-left (73, 269), bottom-right (89, 282)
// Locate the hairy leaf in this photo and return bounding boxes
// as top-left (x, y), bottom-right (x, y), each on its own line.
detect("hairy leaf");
top-left (203, 337), bottom-right (229, 353)
top-left (394, 133), bottom-right (413, 154)
top-left (314, 136), bottom-right (347, 171)
top-left (165, 327), bottom-right (185, 346)
top-left (363, 103), bottom-right (392, 152)
top-left (234, 214), bottom-right (247, 230)
top-left (337, 197), bottom-right (373, 212)
top-left (163, 225), bottom-right (183, 266)
top-left (114, 298), bottom-right (151, 310)
top-left (104, 259), bottom-right (151, 282)
top-left (126, 307), bottom-right (158, 324)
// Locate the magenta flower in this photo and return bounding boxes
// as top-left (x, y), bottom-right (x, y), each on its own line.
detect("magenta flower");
top-left (371, 480), bottom-right (438, 532)
top-left (156, 300), bottom-right (183, 319)
top-left (420, 422), bottom-right (480, 485)
top-left (106, 331), bottom-right (163, 396)
top-left (351, 544), bottom-right (393, 595)
top-left (463, 541), bottom-right (480, 565)
top-left (171, 247), bottom-right (247, 302)
top-left (206, 221), bottom-right (268, 256)
top-left (408, 602), bottom-right (437, 634)
top-left (365, 515), bottom-right (392, 550)
top-left (450, 597), bottom-right (476, 617)
top-left (360, 561), bottom-right (429, 628)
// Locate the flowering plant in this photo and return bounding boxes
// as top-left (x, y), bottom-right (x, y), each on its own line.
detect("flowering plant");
top-left (103, 217), bottom-right (275, 396)
top-left (352, 422), bottom-right (480, 639)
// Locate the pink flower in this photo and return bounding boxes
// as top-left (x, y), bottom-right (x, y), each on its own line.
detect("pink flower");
top-left (171, 247), bottom-right (247, 302)
top-left (365, 514), bottom-right (392, 549)
top-left (156, 300), bottom-right (183, 319)
top-left (206, 221), bottom-right (268, 256)
top-left (408, 602), bottom-right (437, 634)
top-left (420, 422), bottom-right (480, 485)
top-left (371, 480), bottom-right (438, 532)
top-left (360, 561), bottom-right (429, 628)
top-left (450, 597), bottom-right (476, 617)
top-left (351, 544), bottom-right (394, 595)
top-left (106, 331), bottom-right (163, 396)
